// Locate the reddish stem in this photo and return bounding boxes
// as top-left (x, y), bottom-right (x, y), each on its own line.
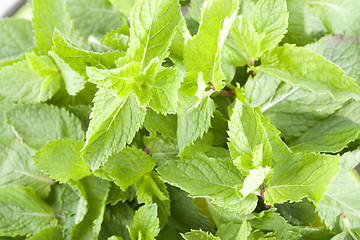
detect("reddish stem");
top-left (260, 184), bottom-right (271, 210)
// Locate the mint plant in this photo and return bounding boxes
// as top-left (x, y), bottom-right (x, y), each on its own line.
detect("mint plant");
top-left (0, 0), bottom-right (360, 239)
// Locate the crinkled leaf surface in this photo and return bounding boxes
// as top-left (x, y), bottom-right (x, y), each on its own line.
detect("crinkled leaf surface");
top-left (182, 230), bottom-right (219, 240)
top-left (128, 204), bottom-right (160, 240)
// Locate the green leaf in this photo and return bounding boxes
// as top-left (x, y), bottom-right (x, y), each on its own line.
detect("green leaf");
top-left (0, 97), bottom-right (16, 139)
top-left (34, 139), bottom-right (91, 183)
top-left (275, 198), bottom-right (316, 226)
top-left (83, 92), bottom-right (146, 170)
top-left (95, 147), bottom-right (155, 191)
top-left (148, 66), bottom-right (183, 114)
top-left (264, 153), bottom-right (340, 204)
top-left (0, 138), bottom-right (53, 198)
top-left (108, 0), bottom-right (137, 17)
top-left (144, 109), bottom-right (177, 139)
top-left (66, 0), bottom-right (125, 37)
top-left (122, 0), bottom-right (183, 69)
top-left (136, 172), bottom-right (171, 228)
top-left (248, 0), bottom-right (288, 54)
top-left (7, 103), bottom-right (84, 150)
top-left (177, 96), bottom-right (216, 152)
top-left (228, 99), bottom-right (273, 173)
top-left (189, 0), bottom-right (204, 22)
top-left (71, 176), bottom-right (110, 240)
top-left (46, 182), bottom-right (88, 238)
top-left (33, 0), bottom-right (79, 52)
top-left (0, 60), bottom-right (59, 103)
top-left (87, 62), bottom-right (140, 101)
top-left (184, 0), bottom-right (238, 90)
top-left (128, 204), bottom-right (160, 240)
top-left (48, 51), bottom-right (85, 95)
top-left (158, 154), bottom-right (258, 213)
top-left (0, 18), bottom-right (35, 62)
top-left (52, 30), bottom-right (123, 78)
top-left (101, 24), bottom-right (130, 52)
top-left (27, 226), bottom-right (63, 240)
top-left (0, 186), bottom-right (57, 237)
top-left (240, 166), bottom-right (273, 198)
top-left (216, 221), bottom-right (251, 240)
top-left (230, 15), bottom-right (260, 65)
top-left (256, 44), bottom-right (360, 101)
top-left (182, 230), bottom-right (220, 240)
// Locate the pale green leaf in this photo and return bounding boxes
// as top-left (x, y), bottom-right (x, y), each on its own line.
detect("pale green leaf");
top-left (86, 62), bottom-right (140, 101)
top-left (0, 186), bottom-right (57, 237)
top-left (184, 0), bottom-right (238, 90)
top-left (48, 51), bottom-right (85, 95)
top-left (264, 153), bottom-right (340, 204)
top-left (249, 0), bottom-right (288, 54)
top-left (34, 139), bottom-right (91, 183)
top-left (95, 147), bottom-right (155, 191)
top-left (67, 0), bottom-right (125, 37)
top-left (0, 138), bottom-right (53, 198)
top-left (0, 60), bottom-right (59, 103)
top-left (189, 0), bottom-right (204, 22)
top-left (46, 182), bottom-right (88, 238)
top-left (182, 230), bottom-right (220, 240)
top-left (71, 176), bottom-right (110, 240)
top-left (101, 25), bottom-right (130, 52)
top-left (27, 226), bottom-right (63, 240)
top-left (216, 221), bottom-right (251, 240)
top-left (240, 166), bottom-right (273, 198)
top-left (0, 18), bottom-right (35, 62)
top-left (230, 15), bottom-right (260, 65)
top-left (0, 97), bottom-right (16, 139)
top-left (122, 0), bottom-right (183, 69)
top-left (136, 171), bottom-right (170, 228)
top-left (52, 30), bottom-right (123, 78)
top-left (148, 66), bottom-right (183, 114)
top-left (256, 44), bottom-right (360, 101)
top-left (108, 0), bottom-right (137, 17)
top-left (144, 109), bottom-right (177, 139)
top-left (158, 154), bottom-right (258, 213)
top-left (177, 96), bottom-right (215, 152)
top-left (128, 204), bottom-right (160, 240)
top-left (33, 0), bottom-right (79, 52)
top-left (84, 92), bottom-right (146, 170)
top-left (7, 103), bottom-right (84, 150)
top-left (228, 99), bottom-right (273, 173)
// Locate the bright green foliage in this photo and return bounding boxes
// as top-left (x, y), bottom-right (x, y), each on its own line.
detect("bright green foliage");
top-left (264, 153), bottom-right (340, 204)
top-left (184, 0), bottom-right (238, 90)
top-left (7, 103), bottom-right (84, 149)
top-left (0, 186), bottom-right (57, 237)
top-left (257, 44), bottom-right (360, 101)
top-left (66, 0), bottom-right (125, 38)
top-left (0, 18), bottom-right (35, 62)
top-left (248, 0), bottom-right (288, 55)
top-left (128, 204), bottom-right (160, 240)
top-left (158, 154), bottom-right (258, 213)
top-left (177, 96), bottom-right (215, 152)
top-left (96, 147), bottom-right (155, 191)
top-left (0, 60), bottom-right (59, 103)
top-left (34, 139), bottom-right (91, 183)
top-left (0, 139), bottom-right (53, 198)
top-left (182, 230), bottom-right (220, 240)
top-left (32, 0), bottom-right (79, 52)
top-left (1, 0), bottom-right (360, 238)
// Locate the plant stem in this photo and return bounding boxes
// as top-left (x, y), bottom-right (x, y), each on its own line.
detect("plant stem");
top-left (260, 183), bottom-right (271, 210)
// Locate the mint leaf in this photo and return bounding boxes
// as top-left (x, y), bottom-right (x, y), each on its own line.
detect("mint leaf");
top-left (27, 226), bottom-right (63, 240)
top-left (108, 0), bottom-right (136, 17)
top-left (182, 230), bottom-right (220, 240)
top-left (0, 61), bottom-right (59, 103)
top-left (158, 154), bottom-right (258, 213)
top-left (128, 204), bottom-right (160, 240)
top-left (0, 186), bottom-right (57, 237)
top-left (52, 30), bottom-right (122, 78)
top-left (34, 139), bottom-right (91, 183)
top-left (101, 25), bottom-right (130, 52)
top-left (177, 96), bottom-right (215, 152)
top-left (84, 92), bottom-right (146, 170)
top-left (184, 0), bottom-right (238, 90)
top-left (264, 153), bottom-right (340, 204)
top-left (144, 110), bottom-right (177, 139)
top-left (0, 18), bottom-right (35, 62)
top-left (7, 103), bottom-right (84, 150)
top-left (33, 0), bottom-right (79, 52)
top-left (248, 0), bottom-right (288, 55)
top-left (67, 0), bottom-right (125, 38)
top-left (240, 166), bottom-right (273, 198)
top-left (96, 147), bottom-right (155, 191)
top-left (122, 0), bottom-right (183, 69)
top-left (0, 138), bottom-right (53, 198)
top-left (257, 44), bottom-right (360, 101)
